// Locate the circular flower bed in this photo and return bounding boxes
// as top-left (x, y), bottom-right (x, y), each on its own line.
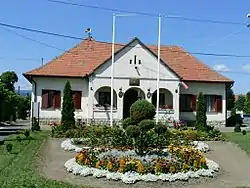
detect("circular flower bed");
top-left (64, 144), bottom-right (219, 184)
top-left (61, 138), bottom-right (210, 153)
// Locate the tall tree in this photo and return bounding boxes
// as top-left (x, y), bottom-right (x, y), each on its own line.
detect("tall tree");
top-left (0, 72), bottom-right (18, 122)
top-left (196, 92), bottom-right (207, 131)
top-left (227, 87), bottom-right (235, 111)
top-left (243, 92), bottom-right (250, 114)
top-left (237, 95), bottom-right (245, 111)
top-left (61, 80), bottom-right (75, 129)
top-left (0, 71), bottom-right (18, 91)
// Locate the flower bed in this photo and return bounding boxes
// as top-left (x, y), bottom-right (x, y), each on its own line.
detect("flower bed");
top-left (61, 138), bottom-right (210, 153)
top-left (64, 146), bottom-right (219, 184)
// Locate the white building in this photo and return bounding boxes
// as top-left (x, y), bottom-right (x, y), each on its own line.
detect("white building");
top-left (24, 37), bottom-right (233, 126)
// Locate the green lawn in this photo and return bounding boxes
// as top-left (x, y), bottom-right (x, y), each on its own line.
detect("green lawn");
top-left (224, 132), bottom-right (250, 155)
top-left (0, 131), bottom-right (84, 188)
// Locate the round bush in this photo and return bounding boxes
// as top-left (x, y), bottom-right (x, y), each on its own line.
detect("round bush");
top-left (242, 130), bottom-right (247, 135)
top-left (138, 119), bottom-right (155, 133)
top-left (122, 117), bottom-right (136, 129)
top-left (234, 124), bottom-right (241, 132)
top-left (154, 122), bottom-right (168, 134)
top-left (130, 100), bottom-right (156, 123)
top-left (126, 125), bottom-right (140, 138)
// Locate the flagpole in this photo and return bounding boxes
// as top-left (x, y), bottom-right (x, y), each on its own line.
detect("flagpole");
top-left (110, 13), bottom-right (116, 127)
top-left (156, 15), bottom-right (161, 124)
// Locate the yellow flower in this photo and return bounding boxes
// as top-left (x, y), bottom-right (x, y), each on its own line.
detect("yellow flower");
top-left (169, 165), bottom-right (175, 174)
top-left (96, 161), bottom-right (101, 169)
top-left (107, 161), bottom-right (113, 171)
top-left (155, 163), bottom-right (161, 175)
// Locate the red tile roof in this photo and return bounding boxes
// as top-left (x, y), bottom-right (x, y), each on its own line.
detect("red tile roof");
top-left (24, 37), bottom-right (233, 83)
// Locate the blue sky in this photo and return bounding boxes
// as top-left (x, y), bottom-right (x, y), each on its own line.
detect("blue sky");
top-left (1, 0), bottom-right (250, 94)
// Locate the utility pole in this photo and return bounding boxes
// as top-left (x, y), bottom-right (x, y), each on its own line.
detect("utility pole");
top-left (156, 15), bottom-right (161, 124)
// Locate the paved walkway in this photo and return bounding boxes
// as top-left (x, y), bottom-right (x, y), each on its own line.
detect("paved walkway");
top-left (38, 139), bottom-right (250, 188)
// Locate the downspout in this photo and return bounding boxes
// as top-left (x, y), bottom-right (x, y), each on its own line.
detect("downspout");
top-left (30, 77), bottom-right (37, 128)
top-left (225, 82), bottom-right (234, 123)
top-left (31, 77), bottom-right (37, 102)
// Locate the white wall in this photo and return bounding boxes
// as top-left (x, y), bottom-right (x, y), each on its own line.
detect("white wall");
top-left (32, 77), bottom-right (89, 120)
top-left (91, 40), bottom-right (180, 120)
top-left (180, 82), bottom-right (226, 122)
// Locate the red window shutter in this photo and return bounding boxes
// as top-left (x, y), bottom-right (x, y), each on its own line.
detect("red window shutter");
top-left (215, 95), bottom-right (222, 113)
top-left (41, 91), bottom-right (49, 109)
top-left (53, 91), bottom-right (61, 109)
top-left (73, 91), bottom-right (82, 109)
top-left (191, 95), bottom-right (197, 111)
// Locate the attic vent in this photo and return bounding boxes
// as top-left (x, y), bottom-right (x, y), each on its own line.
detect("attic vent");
top-left (129, 55), bottom-right (141, 65)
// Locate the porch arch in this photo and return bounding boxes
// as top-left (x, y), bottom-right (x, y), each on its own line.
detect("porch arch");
top-left (152, 88), bottom-right (173, 110)
top-left (123, 87), bottom-right (145, 119)
top-left (94, 86), bottom-right (117, 109)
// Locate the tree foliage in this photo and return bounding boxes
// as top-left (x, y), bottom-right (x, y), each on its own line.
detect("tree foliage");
top-left (0, 71), bottom-right (19, 122)
top-left (237, 95), bottom-right (245, 111)
top-left (17, 95), bottom-right (31, 120)
top-left (227, 87), bottom-right (235, 111)
top-left (195, 92), bottom-right (207, 131)
top-left (61, 80), bottom-right (75, 129)
top-left (243, 92), bottom-right (250, 114)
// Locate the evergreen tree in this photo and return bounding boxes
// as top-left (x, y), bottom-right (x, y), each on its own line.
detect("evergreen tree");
top-left (227, 87), bottom-right (235, 111)
top-left (196, 92), bottom-right (207, 131)
top-left (61, 80), bottom-right (75, 129)
top-left (237, 95), bottom-right (245, 111)
top-left (243, 92), bottom-right (250, 114)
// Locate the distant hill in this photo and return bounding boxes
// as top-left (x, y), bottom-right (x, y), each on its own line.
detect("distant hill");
top-left (15, 90), bottom-right (31, 96)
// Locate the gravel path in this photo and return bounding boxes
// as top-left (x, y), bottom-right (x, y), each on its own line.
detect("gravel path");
top-left (38, 138), bottom-right (250, 188)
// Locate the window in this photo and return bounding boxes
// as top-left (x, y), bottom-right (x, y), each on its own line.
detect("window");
top-left (99, 92), bottom-right (111, 107)
top-left (159, 93), bottom-right (165, 107)
top-left (180, 94), bottom-right (196, 112)
top-left (205, 95), bottom-right (222, 113)
top-left (73, 91), bottom-right (82, 110)
top-left (41, 90), bottom-right (61, 109)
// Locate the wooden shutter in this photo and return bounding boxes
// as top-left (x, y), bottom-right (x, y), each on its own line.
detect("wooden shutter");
top-left (191, 95), bottom-right (197, 111)
top-left (215, 95), bottom-right (222, 113)
top-left (41, 90), bottom-right (49, 109)
top-left (73, 91), bottom-right (82, 110)
top-left (53, 91), bottom-right (61, 109)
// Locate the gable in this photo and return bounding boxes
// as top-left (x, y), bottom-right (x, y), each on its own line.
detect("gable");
top-left (94, 40), bottom-right (179, 80)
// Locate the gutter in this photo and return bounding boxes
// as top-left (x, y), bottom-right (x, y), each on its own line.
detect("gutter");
top-left (30, 77), bottom-right (37, 102)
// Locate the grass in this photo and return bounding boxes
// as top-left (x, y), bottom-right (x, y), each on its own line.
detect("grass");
top-left (0, 131), bottom-right (85, 188)
top-left (223, 132), bottom-right (250, 155)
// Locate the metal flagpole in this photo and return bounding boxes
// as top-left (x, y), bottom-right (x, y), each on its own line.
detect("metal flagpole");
top-left (110, 13), bottom-right (116, 127)
top-left (156, 15), bottom-right (161, 124)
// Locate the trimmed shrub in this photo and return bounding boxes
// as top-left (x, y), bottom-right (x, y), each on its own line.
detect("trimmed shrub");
top-left (31, 117), bottom-right (40, 131)
top-left (130, 100), bottom-right (156, 123)
top-left (242, 130), bottom-right (247, 135)
top-left (196, 92), bottom-right (207, 132)
top-left (138, 119), bottom-right (155, 133)
top-left (154, 122), bottom-right (168, 134)
top-left (122, 117), bottom-right (136, 129)
top-left (6, 143), bottom-right (13, 153)
top-left (24, 130), bottom-right (30, 138)
top-left (226, 114), bottom-right (243, 127)
top-left (234, 124), bottom-right (241, 132)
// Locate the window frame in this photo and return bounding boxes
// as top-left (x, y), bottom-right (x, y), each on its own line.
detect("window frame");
top-left (41, 89), bottom-right (61, 110)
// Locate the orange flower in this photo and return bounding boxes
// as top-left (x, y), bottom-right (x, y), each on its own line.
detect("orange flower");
top-left (136, 161), bottom-right (144, 174)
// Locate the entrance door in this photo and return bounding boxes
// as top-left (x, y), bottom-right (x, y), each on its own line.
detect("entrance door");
top-left (123, 89), bottom-right (138, 119)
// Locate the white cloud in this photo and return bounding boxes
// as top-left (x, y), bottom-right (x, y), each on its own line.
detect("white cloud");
top-left (213, 64), bottom-right (230, 72)
top-left (242, 64), bottom-right (250, 72)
